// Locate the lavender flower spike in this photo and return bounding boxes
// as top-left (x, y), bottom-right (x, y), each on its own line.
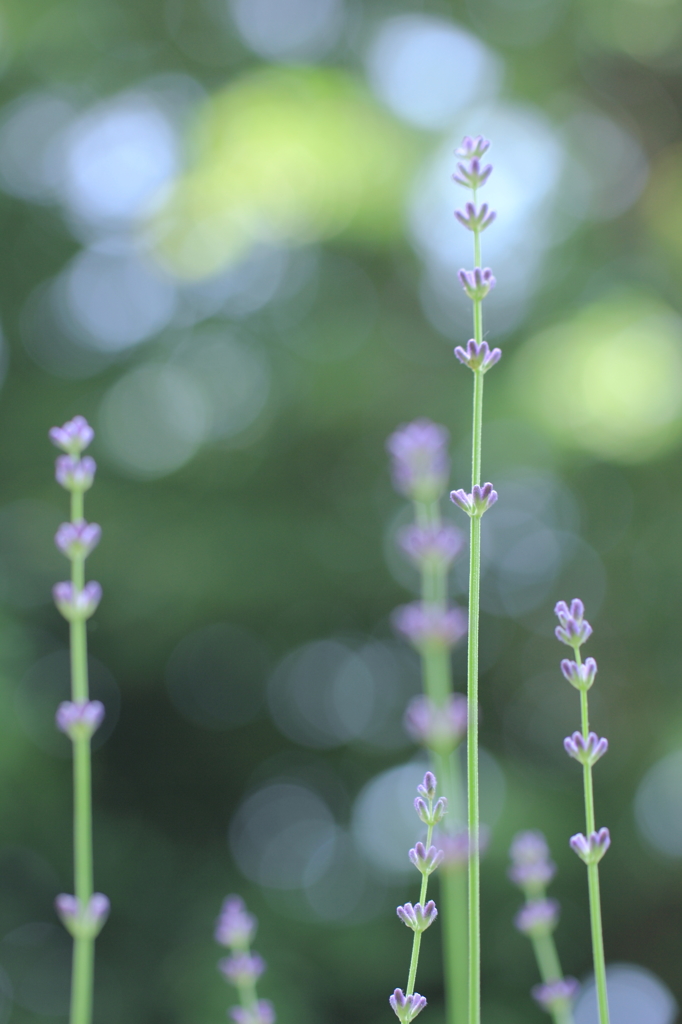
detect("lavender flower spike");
top-left (386, 419), bottom-right (450, 503)
top-left (404, 693), bottom-right (467, 752)
top-left (56, 700), bottom-right (105, 740)
top-left (514, 898), bottom-right (560, 937)
top-left (458, 267), bottom-right (496, 301)
top-left (397, 900), bottom-right (439, 933)
top-left (455, 136), bottom-right (490, 160)
top-left (55, 892), bottom-right (110, 939)
top-left (220, 952), bottom-right (266, 984)
top-left (454, 339), bottom-right (502, 374)
top-left (390, 989), bottom-right (428, 1023)
top-left (393, 602), bottom-right (467, 650)
top-left (569, 828), bottom-right (611, 865)
top-left (55, 455), bottom-right (97, 493)
top-left (452, 156), bottom-right (493, 191)
top-left (560, 656), bottom-right (597, 690)
top-left (398, 524), bottom-right (464, 569)
top-left (53, 581), bottom-right (102, 621)
top-left (49, 415), bottom-right (94, 455)
top-left (215, 895), bottom-right (257, 949)
top-left (455, 202), bottom-right (496, 233)
top-left (564, 730), bottom-right (608, 767)
top-left (554, 598), bottom-right (592, 648)
top-left (409, 842), bottom-right (444, 876)
top-left (450, 482), bottom-right (498, 518)
top-left (230, 1000), bottom-right (276, 1024)
top-left (55, 520), bottom-right (102, 560)
top-left (532, 977), bottom-right (580, 1014)
top-left (508, 830), bottom-right (556, 893)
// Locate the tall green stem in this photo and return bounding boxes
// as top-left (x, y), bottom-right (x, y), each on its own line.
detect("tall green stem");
top-left (406, 820), bottom-right (434, 996)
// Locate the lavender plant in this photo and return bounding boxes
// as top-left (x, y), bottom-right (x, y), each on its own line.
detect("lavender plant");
top-left (215, 896), bottom-right (275, 1024)
top-left (509, 831), bottom-right (578, 1024)
top-left (390, 772), bottom-right (445, 1023)
top-left (49, 416), bottom-right (109, 1024)
top-left (387, 421), bottom-right (469, 1024)
top-left (449, 135), bottom-right (501, 1024)
top-left (555, 600), bottom-right (611, 1024)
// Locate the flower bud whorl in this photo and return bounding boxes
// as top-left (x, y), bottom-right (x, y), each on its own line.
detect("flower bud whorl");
top-left (220, 952), bottom-right (266, 985)
top-left (56, 700), bottom-right (105, 741)
top-left (396, 900), bottom-right (438, 933)
top-left (514, 898), bottom-right (560, 937)
top-left (229, 1001), bottom-right (275, 1024)
top-left (458, 267), bottom-right (496, 301)
top-left (532, 977), bottom-right (580, 1013)
top-left (554, 598), bottom-right (592, 648)
top-left (564, 730), bottom-right (608, 767)
top-left (409, 841), bottom-right (444, 876)
top-left (215, 895), bottom-right (257, 949)
top-left (404, 693), bottom-right (467, 752)
top-left (569, 828), bottom-right (611, 865)
top-left (454, 339), bottom-right (502, 373)
top-left (390, 989), bottom-right (427, 1023)
top-left (55, 892), bottom-right (110, 938)
top-left (55, 520), bottom-right (102, 560)
top-left (393, 602), bottom-right (467, 651)
top-left (450, 482), bottom-right (498, 518)
top-left (53, 581), bottom-right (102, 621)
top-left (55, 455), bottom-right (96, 493)
top-left (49, 416), bottom-right (94, 455)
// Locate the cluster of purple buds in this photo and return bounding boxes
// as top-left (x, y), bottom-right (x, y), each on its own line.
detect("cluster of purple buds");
top-left (409, 842), bottom-right (443, 876)
top-left (55, 455), bottom-right (96, 493)
top-left (458, 267), bottom-right (496, 302)
top-left (398, 524), bottom-right (464, 570)
top-left (560, 657), bottom-right (597, 691)
top-left (564, 730), bottom-right (608, 767)
top-left (404, 694), bottom-right (467, 753)
top-left (230, 1003), bottom-right (275, 1024)
top-left (55, 520), bottom-right (101, 560)
top-left (49, 415), bottom-right (94, 455)
top-left (215, 895), bottom-right (257, 949)
top-left (569, 828), bottom-right (611, 865)
top-left (55, 892), bottom-right (110, 939)
top-left (514, 898), bottom-right (559, 938)
top-left (53, 581), bottom-right (102, 621)
top-left (450, 482), bottom-right (498, 518)
top-left (508, 831), bottom-right (556, 897)
top-left (386, 420), bottom-right (450, 504)
top-left (393, 602), bottom-right (467, 651)
top-left (215, 896), bottom-right (273, 1024)
top-left (454, 339), bottom-right (501, 374)
top-left (439, 827), bottom-right (488, 869)
top-left (396, 900), bottom-right (438, 933)
top-left (455, 202), bottom-right (496, 233)
top-left (452, 135), bottom-right (492, 189)
top-left (56, 700), bottom-right (105, 741)
top-left (390, 989), bottom-right (427, 1023)
top-left (533, 978), bottom-right (580, 1014)
top-left (554, 599), bottom-right (592, 649)
top-left (220, 952), bottom-right (266, 985)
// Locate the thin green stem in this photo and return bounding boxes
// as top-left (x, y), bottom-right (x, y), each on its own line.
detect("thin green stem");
top-left (406, 823), bottom-right (433, 996)
top-left (530, 934), bottom-right (573, 1024)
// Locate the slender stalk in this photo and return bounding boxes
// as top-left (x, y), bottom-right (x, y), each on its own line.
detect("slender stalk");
top-left (406, 819), bottom-right (434, 996)
top-left (530, 934), bottom-right (573, 1024)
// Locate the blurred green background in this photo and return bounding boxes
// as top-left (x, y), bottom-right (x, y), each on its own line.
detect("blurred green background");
top-left (0, 0), bottom-right (681, 1021)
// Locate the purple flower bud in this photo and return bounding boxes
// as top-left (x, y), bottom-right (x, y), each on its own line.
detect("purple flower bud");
top-left (398, 524), bottom-right (464, 569)
top-left (569, 827), bottom-right (611, 865)
top-left (55, 520), bottom-right (102, 560)
top-left (454, 202), bottom-right (496, 233)
top-left (417, 771), bottom-right (437, 801)
top-left (454, 339), bottom-right (502, 374)
top-left (450, 482), bottom-right (498, 518)
top-left (457, 267), bottom-right (496, 301)
top-left (396, 900), bottom-right (438, 933)
top-left (219, 952), bottom-right (266, 985)
top-left (386, 419), bottom-right (450, 503)
top-left (55, 700), bottom-right (105, 740)
top-left (409, 841), bottom-right (444, 876)
top-left (439, 829), bottom-right (474, 868)
top-left (404, 694), bottom-right (467, 752)
top-left (215, 895), bottom-right (257, 948)
top-left (454, 136), bottom-right (490, 160)
top-left (55, 892), bottom-right (110, 938)
top-left (393, 603), bottom-right (467, 650)
top-left (554, 599), bottom-right (592, 648)
top-left (514, 898), bottom-right (560, 936)
top-left (564, 731), bottom-right (608, 767)
top-left (452, 154), bottom-right (493, 190)
top-left (508, 831), bottom-right (556, 894)
top-left (532, 977), bottom-right (580, 1012)
top-left (414, 796), bottom-right (447, 827)
top-left (55, 455), bottom-right (97, 492)
top-left (53, 581), bottom-right (102, 621)
top-left (49, 416), bottom-right (94, 455)
top-left (560, 657), bottom-right (597, 691)
top-left (230, 1000), bottom-right (275, 1024)
top-left (390, 989), bottom-right (427, 1023)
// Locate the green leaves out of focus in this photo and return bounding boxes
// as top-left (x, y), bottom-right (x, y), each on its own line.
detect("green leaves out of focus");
top-left (147, 66), bottom-right (423, 279)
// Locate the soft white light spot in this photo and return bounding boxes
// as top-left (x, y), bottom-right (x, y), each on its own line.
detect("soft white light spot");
top-left (575, 964), bottom-right (677, 1024)
top-left (634, 749), bottom-right (682, 856)
top-left (229, 0), bottom-right (344, 62)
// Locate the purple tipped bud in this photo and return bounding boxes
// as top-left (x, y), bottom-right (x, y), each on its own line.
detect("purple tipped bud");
top-left (457, 267), bottom-right (496, 301)
top-left (417, 771), bottom-right (437, 801)
top-left (508, 830), bottom-right (556, 895)
top-left (452, 152), bottom-right (494, 190)
top-left (396, 900), bottom-right (438, 933)
top-left (454, 202), bottom-right (496, 233)
top-left (569, 828), bottom-right (611, 865)
top-left (564, 731), bottom-right (608, 767)
top-left (55, 455), bottom-right (96, 492)
top-left (560, 657), bottom-right (597, 691)
top-left (390, 989), bottom-right (427, 1023)
top-left (398, 524), bottom-right (464, 569)
top-left (454, 136), bottom-right (491, 160)
top-left (409, 842), bottom-right (444, 876)
top-left (386, 419), bottom-right (450, 503)
top-left (532, 977), bottom-right (580, 1012)
top-left (55, 892), bottom-right (109, 938)
top-left (454, 339), bottom-right (502, 374)
top-left (438, 828), bottom-right (483, 869)
top-left (229, 1001), bottom-right (275, 1024)
top-left (219, 952), bottom-right (266, 985)
top-left (414, 795), bottom-right (447, 826)
top-left (55, 700), bottom-right (105, 740)
top-left (554, 599), bottom-right (592, 648)
top-left (450, 482), bottom-right (498, 518)
top-left (514, 898), bottom-right (560, 937)
top-left (55, 520), bottom-right (102, 560)
top-left (53, 581), bottom-right (102, 621)
top-left (49, 416), bottom-right (94, 455)
top-left (404, 694), bottom-right (467, 752)
top-left (215, 895), bottom-right (257, 949)
top-left (393, 603), bottom-right (467, 650)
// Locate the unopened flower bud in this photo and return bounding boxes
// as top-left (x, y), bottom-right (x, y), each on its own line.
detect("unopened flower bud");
top-left (569, 828), bottom-right (611, 865)
top-left (564, 731), bottom-right (608, 767)
top-left (55, 520), bottom-right (102, 560)
top-left (414, 796), bottom-right (447, 826)
top-left (393, 603), bottom-right (467, 650)
top-left (452, 157), bottom-right (493, 190)
top-left (53, 581), bottom-right (102, 621)
top-left (55, 700), bottom-right (105, 740)
top-left (458, 267), bottom-right (496, 301)
top-left (398, 524), bottom-right (464, 569)
top-left (215, 895), bottom-right (257, 949)
top-left (560, 657), bottom-right (597, 691)
top-left (454, 136), bottom-right (491, 160)
top-left (409, 842), bottom-right (443, 876)
top-left (455, 202), bottom-right (496, 233)
top-left (508, 830), bottom-right (556, 895)
top-left (386, 420), bottom-right (450, 503)
top-left (404, 694), bottom-right (467, 752)
top-left (49, 416), bottom-right (94, 456)
top-left (230, 1000), bottom-right (275, 1024)
top-left (554, 599), bottom-right (592, 648)
top-left (55, 455), bottom-right (96, 492)
top-left (454, 339), bottom-right (502, 373)
top-left (390, 989), bottom-right (427, 1023)
top-left (532, 977), bottom-right (580, 1013)
top-left (514, 898), bottom-right (560, 937)
top-left (396, 900), bottom-right (438, 933)
top-left (219, 952), bottom-right (266, 985)
top-left (450, 482), bottom-right (498, 518)
top-left (55, 892), bottom-right (110, 938)
top-left (417, 771), bottom-right (437, 801)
